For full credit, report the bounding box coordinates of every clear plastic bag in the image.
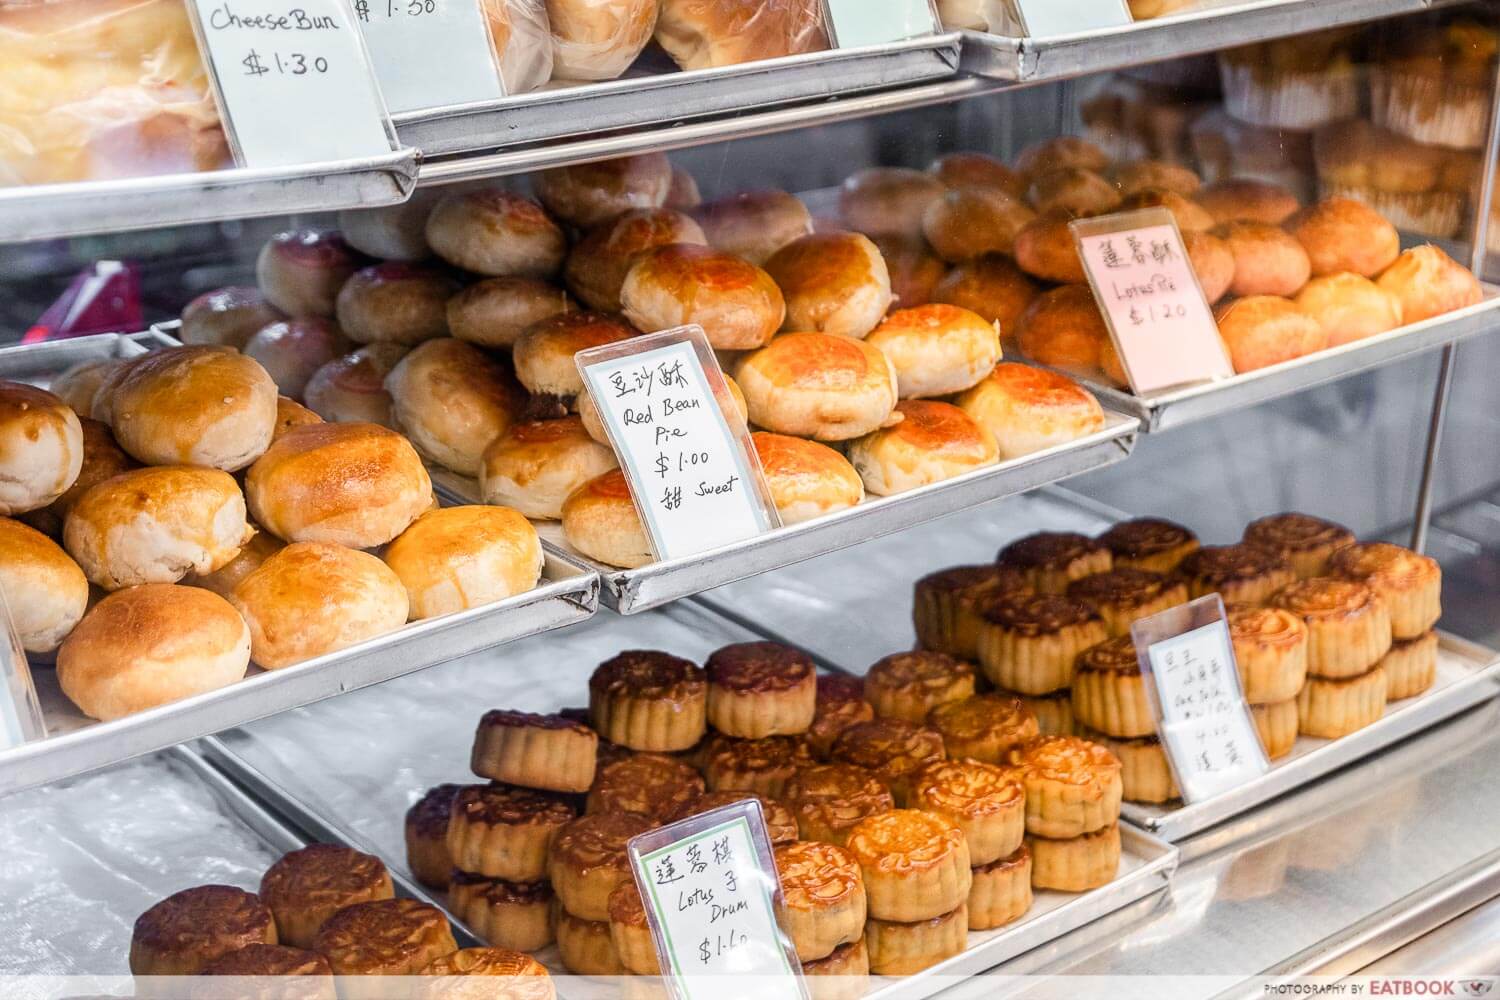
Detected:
[935,0,1016,33]
[485,0,554,93]
[654,0,828,72]
[0,0,230,186]
[545,0,658,81]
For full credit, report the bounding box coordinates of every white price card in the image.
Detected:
[1008,0,1131,36]
[1132,595,1270,803]
[1072,208,1234,394]
[575,326,779,563]
[629,801,807,1000]
[353,0,504,113]
[188,0,397,168]
[0,584,47,750]
[822,0,940,48]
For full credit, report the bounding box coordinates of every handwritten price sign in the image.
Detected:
[352,0,504,112]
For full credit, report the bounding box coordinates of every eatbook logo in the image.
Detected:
[1461,981,1493,997]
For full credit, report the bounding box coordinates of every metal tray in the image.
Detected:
[957,0,1423,82]
[0,149,418,244]
[402,35,962,159]
[0,333,600,797]
[435,412,1137,614]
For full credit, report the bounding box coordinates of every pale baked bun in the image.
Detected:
[847,400,998,496]
[335,263,461,346]
[180,286,282,350]
[1016,285,1109,373]
[839,168,946,239]
[566,209,706,312]
[480,416,620,519]
[447,277,573,350]
[535,154,673,227]
[231,542,407,668]
[931,254,1040,347]
[0,517,88,654]
[765,232,893,339]
[1119,189,1215,232]
[872,234,947,310]
[1376,245,1483,324]
[58,583,250,720]
[338,194,436,262]
[89,357,140,425]
[1197,178,1300,225]
[579,372,747,445]
[736,332,899,441]
[246,422,432,549]
[1013,212,1086,284]
[64,465,253,590]
[750,431,863,525]
[244,318,351,401]
[0,381,83,515]
[547,0,658,81]
[923,187,1036,263]
[256,229,361,318]
[865,304,1002,398]
[1215,296,1328,373]
[1218,221,1312,298]
[274,397,321,440]
[50,359,121,419]
[621,243,786,351]
[186,530,284,601]
[1295,273,1404,347]
[109,347,278,472]
[654,0,827,70]
[304,344,409,428]
[667,166,702,210]
[512,312,636,410]
[384,506,543,619]
[1286,197,1400,278]
[21,417,138,536]
[1185,230,1236,304]
[1028,167,1122,217]
[560,469,652,568]
[1015,136,1110,180]
[929,153,1027,199]
[954,363,1105,460]
[693,191,814,266]
[1114,160,1201,198]
[386,339,527,476]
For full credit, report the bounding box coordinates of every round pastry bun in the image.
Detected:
[1013,212,1086,284]
[692,190,814,266]
[561,469,652,568]
[654,0,827,70]
[954,362,1105,460]
[447,277,573,350]
[386,339,527,476]
[1185,229,1236,304]
[865,304,1002,399]
[334,263,460,347]
[1215,296,1327,373]
[931,254,1040,346]
[1028,167,1123,217]
[110,347,278,472]
[180,286,282,351]
[547,0,658,82]
[244,318,351,401]
[57,583,250,720]
[566,209,706,313]
[512,312,637,406]
[89,357,140,425]
[764,232,893,340]
[750,431,864,525]
[839,167,946,239]
[929,152,1027,199]
[1015,136,1111,180]
[64,465,253,590]
[1016,285,1109,373]
[50,359,121,419]
[1286,197,1400,278]
[0,381,83,516]
[1376,245,1482,324]
[621,243,785,351]
[735,332,899,441]
[1119,189,1215,232]
[338,194,436,261]
[425,189,567,278]
[256,229,360,318]
[1114,160,1201,198]
[0,517,88,654]
[667,166,702,210]
[481,415,620,520]
[872,233,948,310]
[922,187,1037,264]
[535,154,672,227]
[304,344,409,428]
[1295,273,1404,347]
[384,505,544,619]
[847,399,999,496]
[273,396,321,440]
[22,417,138,536]
[579,372,746,446]
[1218,221,1312,298]
[186,530,284,602]
[246,422,432,549]
[231,542,407,668]
[1196,178,1300,225]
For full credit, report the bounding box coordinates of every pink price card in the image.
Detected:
[1071,208,1234,395]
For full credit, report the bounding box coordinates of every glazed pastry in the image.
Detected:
[702,734,811,799]
[1066,568,1188,638]
[1079,730,1179,804]
[1028,824,1121,891]
[913,564,1033,660]
[864,905,968,975]
[553,906,626,976]
[313,899,457,979]
[1227,605,1310,704]
[448,873,555,953]
[260,845,394,949]
[830,719,946,806]
[806,675,876,760]
[1070,636,1153,739]
[801,939,870,1000]
[667,791,800,846]
[864,651,976,724]
[447,784,575,883]
[1381,631,1439,700]
[587,753,705,818]
[785,763,895,846]
[547,812,656,922]
[1015,736,1123,839]
[405,784,462,890]
[589,650,707,752]
[1243,513,1356,578]
[1097,518,1200,575]
[998,532,1112,594]
[1330,542,1442,640]
[418,948,553,998]
[1177,544,1296,606]
[775,841,868,962]
[976,594,1108,695]
[197,944,332,989]
[910,759,1025,866]
[705,640,818,738]
[1251,698,1299,759]
[130,886,278,976]
[847,810,971,922]
[968,845,1033,930]
[1297,667,1387,738]
[926,693,1039,765]
[1271,578,1392,679]
[470,709,599,794]
[606,880,659,975]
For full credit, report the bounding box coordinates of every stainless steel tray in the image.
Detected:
[435,412,1137,614]
[0,149,418,244]
[0,332,600,797]
[402,35,962,159]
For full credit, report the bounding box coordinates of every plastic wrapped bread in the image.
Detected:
[935,0,1015,32]
[487,0,554,93]
[654,0,827,72]
[546,0,658,81]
